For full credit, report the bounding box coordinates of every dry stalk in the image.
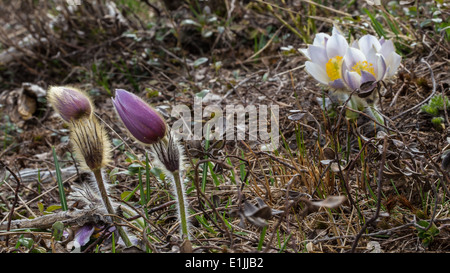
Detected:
[0,161,21,247]
[351,134,388,252]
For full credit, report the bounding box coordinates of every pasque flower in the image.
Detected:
[352,35,401,80]
[301,28,401,93]
[48,85,133,247]
[112,89,167,145]
[341,46,386,93]
[112,89,190,240]
[70,118,132,247]
[343,34,401,93]
[301,28,401,127]
[47,86,93,122]
[300,27,349,90]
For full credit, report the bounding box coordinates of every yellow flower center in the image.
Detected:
[351,61,375,77]
[325,56,343,81]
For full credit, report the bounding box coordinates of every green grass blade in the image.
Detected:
[257,226,268,251]
[208,161,221,186]
[363,8,386,38]
[138,167,149,219]
[202,124,211,192]
[145,152,151,202]
[279,232,292,253]
[52,146,67,211]
[111,232,116,253]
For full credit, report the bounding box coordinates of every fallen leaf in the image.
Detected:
[308,196,347,209]
[241,197,281,228]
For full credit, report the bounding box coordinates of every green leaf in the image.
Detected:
[18,237,34,249]
[37,202,45,214]
[416,220,440,247]
[52,221,64,241]
[196,89,210,98]
[46,205,62,213]
[193,57,208,68]
[181,19,201,27]
[145,88,160,98]
[121,190,134,201]
[201,28,213,38]
[431,116,444,126]
[128,162,144,175]
[112,138,123,148]
[125,151,139,162]
[108,167,119,184]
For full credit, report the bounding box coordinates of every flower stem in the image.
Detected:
[365,105,385,127]
[93,168,132,247]
[172,170,189,239]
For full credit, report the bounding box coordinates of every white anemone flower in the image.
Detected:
[341,46,388,125]
[300,27,349,90]
[341,46,387,93]
[352,35,401,80]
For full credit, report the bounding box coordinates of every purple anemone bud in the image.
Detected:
[112,89,167,145]
[48,86,93,122]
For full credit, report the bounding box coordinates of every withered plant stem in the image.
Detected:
[0,162,21,247]
[351,135,388,253]
[92,168,132,247]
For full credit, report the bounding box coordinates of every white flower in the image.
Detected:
[352,35,401,80]
[301,29,401,93]
[300,27,349,90]
[341,46,386,92]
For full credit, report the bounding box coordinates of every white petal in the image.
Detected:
[375,53,387,81]
[380,39,395,58]
[360,70,376,85]
[331,26,343,36]
[305,61,329,85]
[365,48,386,81]
[326,31,348,58]
[313,33,330,47]
[308,45,329,68]
[299,48,310,60]
[364,46,378,66]
[343,47,366,69]
[330,79,346,90]
[380,39,401,78]
[344,70,361,91]
[358,35,381,56]
[386,52,401,78]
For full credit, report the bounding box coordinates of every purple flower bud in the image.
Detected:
[112,89,167,145]
[48,86,93,122]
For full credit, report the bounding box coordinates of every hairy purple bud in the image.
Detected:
[48,86,93,122]
[112,89,167,145]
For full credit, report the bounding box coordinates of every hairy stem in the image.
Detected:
[93,168,132,247]
[172,170,189,239]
